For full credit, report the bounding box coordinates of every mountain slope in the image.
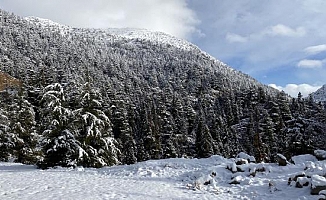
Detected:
[0,9,325,168]
[23,16,277,95]
[312,84,326,103]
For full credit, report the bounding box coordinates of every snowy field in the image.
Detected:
[0,155,325,200]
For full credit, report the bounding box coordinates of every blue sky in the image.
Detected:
[187,0,326,97]
[1,0,325,97]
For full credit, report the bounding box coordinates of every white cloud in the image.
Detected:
[297,59,323,68]
[264,24,306,37]
[302,0,326,13]
[304,44,326,54]
[269,83,321,97]
[225,24,305,45]
[225,33,247,43]
[0,0,199,39]
[188,0,326,86]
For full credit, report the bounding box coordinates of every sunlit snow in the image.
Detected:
[0,155,325,199]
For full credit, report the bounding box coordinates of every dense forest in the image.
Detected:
[0,9,325,168]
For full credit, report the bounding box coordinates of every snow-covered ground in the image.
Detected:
[0,155,325,200]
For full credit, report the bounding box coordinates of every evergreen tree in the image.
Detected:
[135,100,156,161]
[262,115,276,162]
[244,114,255,156]
[38,83,82,168]
[12,91,39,164]
[110,98,137,164]
[1,10,326,167]
[0,108,15,160]
[171,94,189,157]
[196,117,214,158]
[73,82,119,167]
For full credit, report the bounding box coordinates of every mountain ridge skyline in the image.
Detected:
[1,0,325,97]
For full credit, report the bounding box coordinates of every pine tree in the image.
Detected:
[244,113,255,156]
[38,83,82,168]
[110,97,137,165]
[73,82,120,167]
[171,94,189,157]
[12,90,39,164]
[0,108,15,160]
[161,114,177,158]
[135,100,156,161]
[262,115,276,162]
[253,107,263,162]
[196,116,214,158]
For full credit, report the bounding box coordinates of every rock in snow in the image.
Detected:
[277,153,288,166]
[315,150,326,161]
[236,152,256,163]
[295,177,310,188]
[311,175,326,195]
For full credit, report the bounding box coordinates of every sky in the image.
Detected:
[0,0,325,97]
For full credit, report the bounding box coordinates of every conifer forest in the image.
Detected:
[0,9,325,168]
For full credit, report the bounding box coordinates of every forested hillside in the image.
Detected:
[0,9,325,168]
[312,84,326,104]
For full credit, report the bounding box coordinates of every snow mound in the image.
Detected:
[291,154,318,165]
[311,175,326,188]
[236,152,256,163]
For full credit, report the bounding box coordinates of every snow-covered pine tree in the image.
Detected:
[110,97,137,165]
[170,94,189,157]
[38,83,82,168]
[134,100,156,161]
[73,82,120,168]
[195,115,214,158]
[0,107,15,160]
[158,99,177,158]
[261,114,276,162]
[1,9,326,166]
[11,90,40,164]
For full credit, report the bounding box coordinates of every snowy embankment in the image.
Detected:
[0,153,325,200]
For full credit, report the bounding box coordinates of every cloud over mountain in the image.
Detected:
[0,0,199,39]
[269,83,321,97]
[188,0,326,87]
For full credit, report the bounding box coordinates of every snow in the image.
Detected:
[291,154,318,165]
[227,162,237,173]
[236,152,256,163]
[0,156,325,199]
[277,153,287,160]
[311,175,326,188]
[24,16,72,35]
[320,189,326,195]
[25,17,200,53]
[297,177,310,185]
[105,28,200,52]
[304,160,326,177]
[24,16,223,67]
